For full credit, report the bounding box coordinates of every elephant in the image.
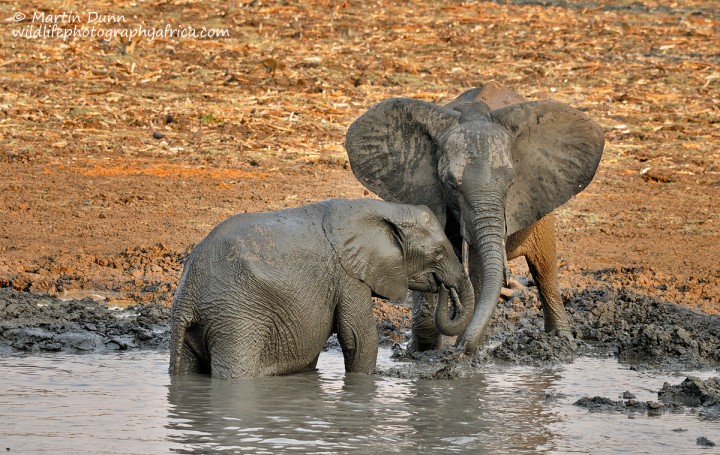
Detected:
[169,198,475,379]
[345,81,605,354]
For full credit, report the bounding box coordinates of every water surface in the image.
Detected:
[1,350,717,454]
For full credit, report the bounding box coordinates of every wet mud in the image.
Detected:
[2,280,717,371]
[384,284,720,374]
[572,376,719,433]
[0,288,170,354]
[487,286,720,370]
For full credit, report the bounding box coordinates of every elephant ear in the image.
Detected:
[492,100,605,235]
[345,98,460,227]
[323,200,410,301]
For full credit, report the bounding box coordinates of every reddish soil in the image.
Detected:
[0,0,718,321]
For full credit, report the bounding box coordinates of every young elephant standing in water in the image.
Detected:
[169,199,474,379]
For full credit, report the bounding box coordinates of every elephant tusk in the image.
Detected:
[462,238,469,276]
[502,237,510,287]
[449,286,463,313]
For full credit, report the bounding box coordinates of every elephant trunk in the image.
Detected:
[434,273,475,336]
[458,194,507,354]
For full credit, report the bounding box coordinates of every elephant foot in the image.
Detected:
[547,327,574,342]
[442,343,470,361]
[407,336,441,354]
[456,332,487,356]
[499,275,529,300]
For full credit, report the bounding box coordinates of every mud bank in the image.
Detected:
[0,288,170,354]
[386,286,720,374]
[483,286,720,369]
[2,283,718,370]
[0,244,189,306]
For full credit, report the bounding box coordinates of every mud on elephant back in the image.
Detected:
[345,81,605,355]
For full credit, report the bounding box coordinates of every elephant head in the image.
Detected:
[345,84,604,351]
[323,199,475,336]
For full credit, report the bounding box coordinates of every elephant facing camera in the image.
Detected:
[345,81,605,355]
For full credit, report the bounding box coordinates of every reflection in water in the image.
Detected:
[165,352,570,453]
[166,359,503,453]
[0,350,717,454]
[485,368,564,451]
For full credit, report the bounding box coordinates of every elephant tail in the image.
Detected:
[168,290,197,375]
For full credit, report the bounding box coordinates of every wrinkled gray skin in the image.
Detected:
[169,198,474,379]
[345,82,605,354]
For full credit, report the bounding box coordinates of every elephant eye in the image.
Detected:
[446,176,459,191]
[438,160,461,192]
[433,247,444,261]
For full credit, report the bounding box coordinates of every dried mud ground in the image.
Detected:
[0,0,718,389]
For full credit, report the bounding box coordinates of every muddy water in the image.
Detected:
[1,350,717,454]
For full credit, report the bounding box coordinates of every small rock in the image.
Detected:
[544,392,567,402]
[658,376,720,407]
[640,168,672,183]
[354,74,367,87]
[697,437,715,447]
[647,401,663,410]
[622,391,636,399]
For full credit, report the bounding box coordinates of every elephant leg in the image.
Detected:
[172,323,211,375]
[336,284,378,373]
[407,211,461,353]
[408,290,442,353]
[510,214,571,335]
[208,336,258,379]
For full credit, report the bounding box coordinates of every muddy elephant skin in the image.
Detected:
[169,198,474,379]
